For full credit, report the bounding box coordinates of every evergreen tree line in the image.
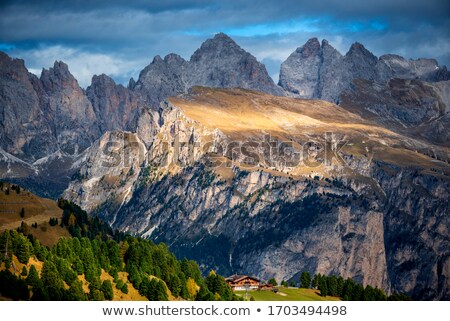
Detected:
[57,199,125,242]
[0,228,240,301]
[297,271,410,301]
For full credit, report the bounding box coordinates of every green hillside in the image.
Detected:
[0,187,240,301]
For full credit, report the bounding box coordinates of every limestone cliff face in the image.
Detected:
[278,38,323,98]
[0,52,54,160]
[133,33,283,108]
[132,54,188,108]
[40,61,100,155]
[0,55,99,160]
[86,74,145,133]
[63,89,450,300]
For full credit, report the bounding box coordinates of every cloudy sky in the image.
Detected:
[1,0,449,87]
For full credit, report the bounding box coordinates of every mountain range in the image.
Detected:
[0,33,449,300]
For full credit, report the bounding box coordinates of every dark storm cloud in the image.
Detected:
[0,0,448,87]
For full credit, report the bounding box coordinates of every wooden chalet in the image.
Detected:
[225,275,261,291]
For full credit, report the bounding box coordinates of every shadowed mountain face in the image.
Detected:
[0,53,156,197]
[1,34,450,300]
[0,54,144,163]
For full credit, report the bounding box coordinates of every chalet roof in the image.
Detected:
[225,274,261,283]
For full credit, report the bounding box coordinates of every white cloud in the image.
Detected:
[14,45,147,88]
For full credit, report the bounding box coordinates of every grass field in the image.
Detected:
[0,182,70,246]
[235,288,341,301]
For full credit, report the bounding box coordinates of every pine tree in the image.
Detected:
[26,264,42,288]
[26,264,40,287]
[20,208,25,218]
[300,271,311,288]
[145,279,168,301]
[327,276,338,296]
[319,278,328,297]
[311,273,320,289]
[68,280,87,301]
[101,280,114,300]
[89,288,105,301]
[19,221,30,236]
[167,274,182,297]
[196,284,214,301]
[16,235,30,264]
[41,260,65,300]
[268,277,278,286]
[337,276,345,297]
[21,266,28,276]
[121,282,128,294]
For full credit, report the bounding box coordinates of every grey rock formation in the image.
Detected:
[188,33,283,96]
[39,61,100,155]
[279,38,450,103]
[63,89,450,300]
[377,54,450,82]
[0,54,98,161]
[278,38,322,98]
[340,79,450,146]
[0,52,156,196]
[133,33,283,107]
[0,51,156,161]
[86,74,145,133]
[133,54,188,108]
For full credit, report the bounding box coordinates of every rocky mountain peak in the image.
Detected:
[213,32,233,40]
[208,32,237,47]
[279,38,449,103]
[164,53,186,64]
[190,32,243,62]
[151,55,164,64]
[134,32,283,107]
[320,39,341,57]
[345,42,378,65]
[86,73,144,133]
[90,73,116,87]
[128,77,136,90]
[278,37,325,98]
[321,39,329,47]
[0,51,25,70]
[297,37,320,58]
[0,51,30,81]
[40,60,79,92]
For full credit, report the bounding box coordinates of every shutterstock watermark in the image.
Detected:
[100,131,351,170]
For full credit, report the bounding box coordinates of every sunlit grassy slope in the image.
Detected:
[235,288,340,301]
[0,183,70,246]
[169,87,450,174]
